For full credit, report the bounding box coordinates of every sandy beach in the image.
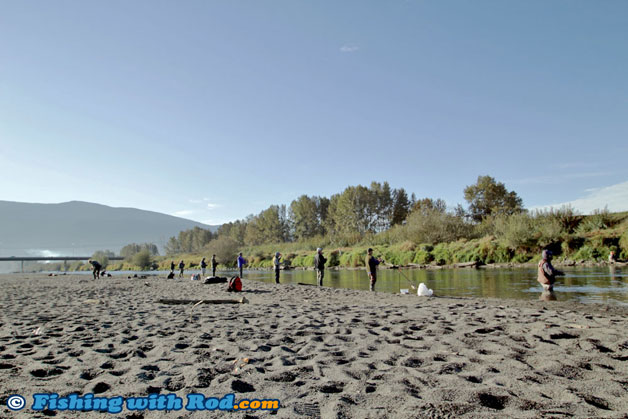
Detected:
[1,273,627,418]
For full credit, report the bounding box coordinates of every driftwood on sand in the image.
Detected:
[157,297,248,305]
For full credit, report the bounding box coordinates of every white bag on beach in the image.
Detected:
[417,283,433,297]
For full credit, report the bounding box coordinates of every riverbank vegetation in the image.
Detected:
[31,176,628,272]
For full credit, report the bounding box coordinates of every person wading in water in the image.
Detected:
[537,249,564,291]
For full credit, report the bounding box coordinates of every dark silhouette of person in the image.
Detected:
[365,248,382,291]
[211,254,218,276]
[314,248,327,286]
[88,259,102,279]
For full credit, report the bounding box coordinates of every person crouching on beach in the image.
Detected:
[537,249,564,291]
[273,252,282,284]
[88,259,102,279]
[365,248,382,291]
[178,260,185,278]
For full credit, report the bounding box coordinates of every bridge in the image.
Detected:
[0,256,125,273]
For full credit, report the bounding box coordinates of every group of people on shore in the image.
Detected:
[91,246,579,297]
[169,255,219,278]
[168,252,249,279]
[162,248,384,290]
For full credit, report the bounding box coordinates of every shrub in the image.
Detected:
[132,250,153,270]
[573,245,601,261]
[301,255,315,267]
[544,205,582,233]
[576,208,612,233]
[382,248,414,265]
[413,249,433,264]
[512,253,532,263]
[418,243,433,252]
[399,241,416,252]
[533,215,564,248]
[204,236,240,266]
[620,231,628,259]
[338,251,351,267]
[494,213,536,251]
[404,209,474,245]
[432,243,452,265]
[327,250,340,267]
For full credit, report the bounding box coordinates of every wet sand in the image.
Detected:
[0,273,627,418]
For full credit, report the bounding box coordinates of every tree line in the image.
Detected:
[83,174,627,269]
[161,176,526,256]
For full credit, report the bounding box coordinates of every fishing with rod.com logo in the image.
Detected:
[5,392,280,413]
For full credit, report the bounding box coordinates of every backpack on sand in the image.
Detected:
[227,276,242,292]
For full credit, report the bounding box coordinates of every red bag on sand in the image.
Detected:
[227,276,242,292]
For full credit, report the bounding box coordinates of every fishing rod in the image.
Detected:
[389,266,417,290]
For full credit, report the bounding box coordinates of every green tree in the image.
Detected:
[493,213,536,251]
[165,227,215,254]
[390,188,411,226]
[244,205,289,245]
[217,220,247,244]
[204,236,240,265]
[412,198,447,214]
[289,195,326,240]
[326,185,374,236]
[403,208,472,244]
[132,249,153,270]
[370,181,393,232]
[120,243,159,259]
[164,236,182,255]
[464,175,524,222]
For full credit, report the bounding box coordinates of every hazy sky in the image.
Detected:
[1,1,627,225]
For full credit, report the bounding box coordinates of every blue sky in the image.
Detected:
[1,0,627,225]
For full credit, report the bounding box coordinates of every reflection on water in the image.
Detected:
[239,266,628,306]
[539,290,557,302]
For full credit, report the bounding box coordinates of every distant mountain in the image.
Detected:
[0,200,218,257]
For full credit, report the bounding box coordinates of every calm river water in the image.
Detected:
[236,265,628,306]
[55,265,628,306]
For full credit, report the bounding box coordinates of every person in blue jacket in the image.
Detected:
[237,252,247,278]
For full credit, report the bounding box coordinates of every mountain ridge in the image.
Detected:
[0,200,218,256]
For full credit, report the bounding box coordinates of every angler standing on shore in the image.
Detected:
[211,254,218,276]
[273,252,282,284]
[365,248,382,291]
[237,252,247,278]
[200,257,207,277]
[314,248,327,286]
[178,260,185,278]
